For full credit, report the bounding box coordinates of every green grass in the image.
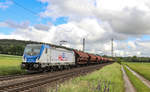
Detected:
[123,65,150,92]
[0,54,26,75]
[122,62,150,81]
[53,63,124,92]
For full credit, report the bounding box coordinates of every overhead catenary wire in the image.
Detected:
[12,0,38,16]
[0,1,39,22]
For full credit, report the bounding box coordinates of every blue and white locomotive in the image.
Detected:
[21,44,75,71]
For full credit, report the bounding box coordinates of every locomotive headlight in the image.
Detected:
[21,64,26,68]
[33,64,39,68]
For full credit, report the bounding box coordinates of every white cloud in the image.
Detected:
[39,0,150,57]
[0,0,13,9]
[0,20,30,29]
[39,0,150,36]
[128,41,136,49]
[39,0,95,19]
[34,24,50,31]
[96,0,150,12]
[1,24,149,57]
[0,33,25,40]
[0,18,117,55]
[2,0,150,56]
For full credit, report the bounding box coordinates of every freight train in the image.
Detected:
[21,44,113,71]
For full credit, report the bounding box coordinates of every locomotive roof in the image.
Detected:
[26,44,42,46]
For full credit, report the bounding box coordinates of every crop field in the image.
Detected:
[123,62,150,81]
[0,54,26,75]
[52,63,124,92]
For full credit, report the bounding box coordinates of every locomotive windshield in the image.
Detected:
[24,44,41,56]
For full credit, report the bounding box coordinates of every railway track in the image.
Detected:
[0,74,31,81]
[0,63,112,92]
[0,72,47,81]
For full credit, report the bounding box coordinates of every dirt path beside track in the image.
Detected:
[126,65,150,88]
[121,66,136,92]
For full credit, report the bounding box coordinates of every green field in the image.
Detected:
[53,63,124,92]
[0,54,26,75]
[123,65,150,92]
[123,62,150,81]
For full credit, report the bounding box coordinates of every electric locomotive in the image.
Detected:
[21,44,75,71]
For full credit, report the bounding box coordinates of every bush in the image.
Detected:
[116,58,122,64]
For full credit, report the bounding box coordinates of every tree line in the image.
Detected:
[0,39,39,56]
[116,56,150,63]
[0,45,24,56]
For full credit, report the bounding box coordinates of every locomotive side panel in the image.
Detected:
[50,48,75,65]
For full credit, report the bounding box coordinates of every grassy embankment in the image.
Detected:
[52,63,124,92]
[123,65,150,92]
[122,62,150,81]
[0,54,26,75]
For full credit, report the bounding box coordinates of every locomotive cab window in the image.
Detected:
[24,44,41,56]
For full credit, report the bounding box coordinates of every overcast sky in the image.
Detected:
[0,0,150,57]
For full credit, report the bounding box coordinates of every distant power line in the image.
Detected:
[83,38,85,52]
[12,0,38,16]
[111,38,114,57]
